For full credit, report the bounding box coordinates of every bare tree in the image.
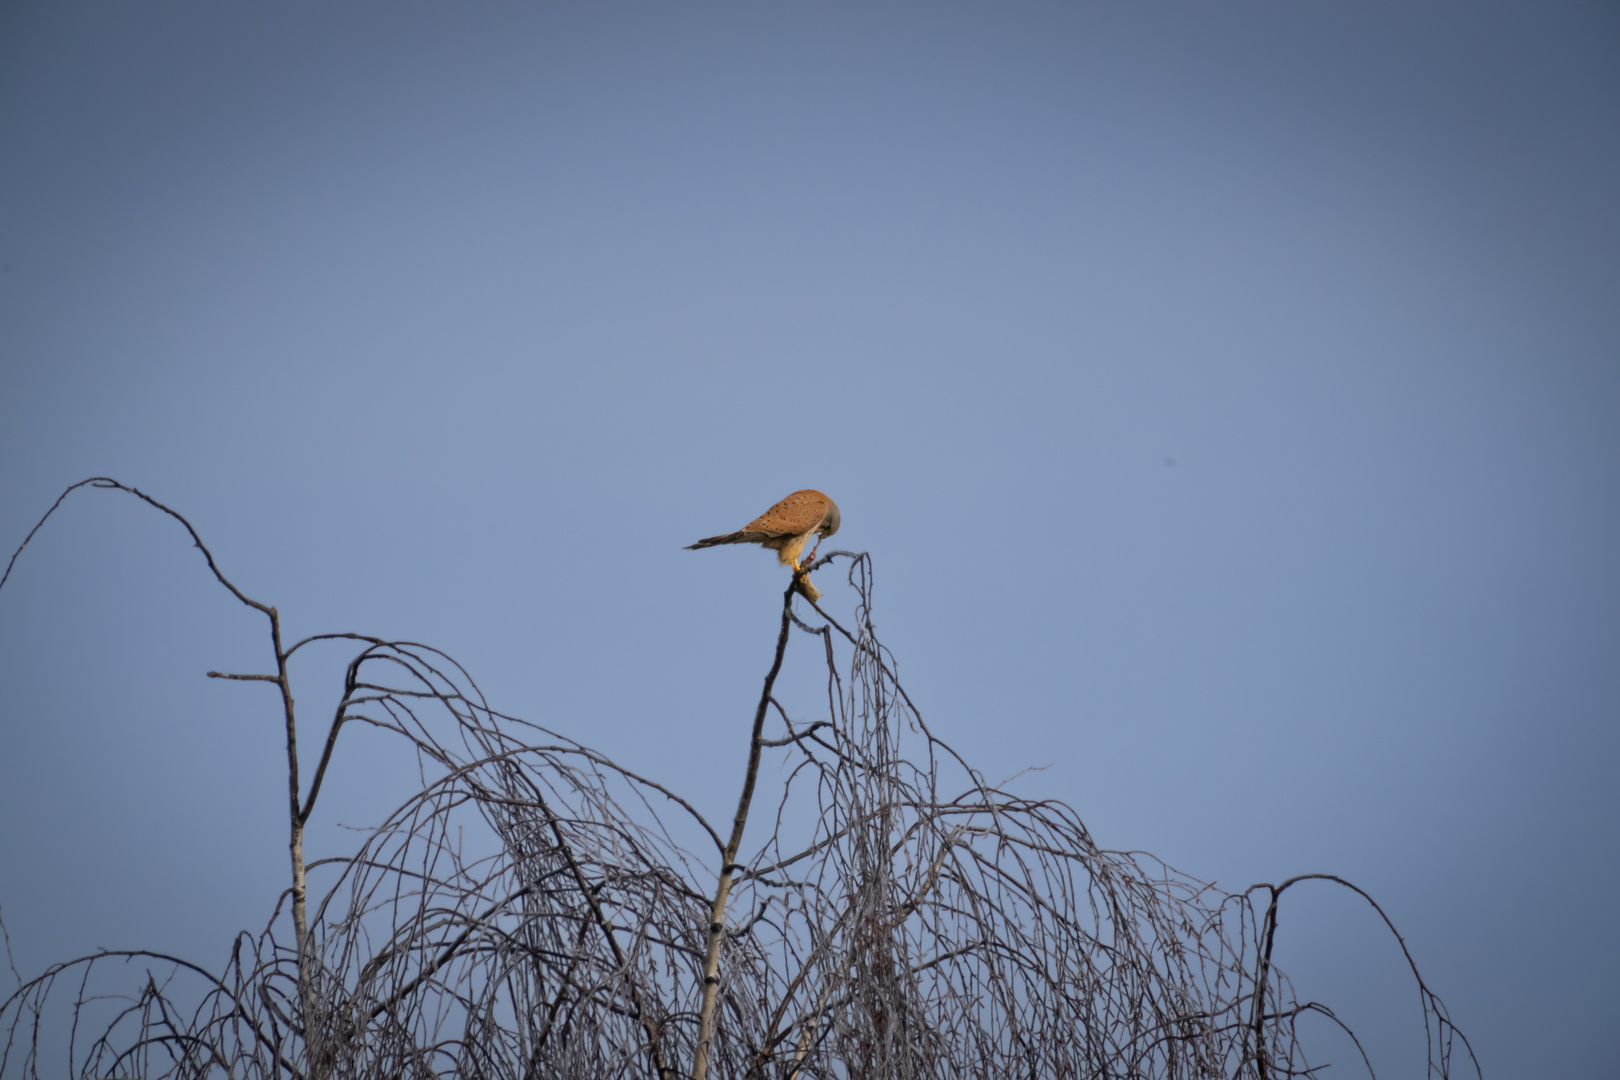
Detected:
[1,479,1478,1079]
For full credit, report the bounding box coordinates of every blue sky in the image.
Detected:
[1,2,1616,1074]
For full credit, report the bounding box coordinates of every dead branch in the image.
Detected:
[0,481,1478,1080]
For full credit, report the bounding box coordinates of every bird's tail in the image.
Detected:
[684,530,767,550]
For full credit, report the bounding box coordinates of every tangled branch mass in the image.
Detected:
[0,481,1475,1080]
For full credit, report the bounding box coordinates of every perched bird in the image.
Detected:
[685,489,841,572]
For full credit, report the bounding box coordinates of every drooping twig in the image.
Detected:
[0,483,1478,1080]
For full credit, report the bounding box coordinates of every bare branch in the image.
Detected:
[2,491,1476,1080]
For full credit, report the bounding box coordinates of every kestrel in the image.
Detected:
[685,489,841,572]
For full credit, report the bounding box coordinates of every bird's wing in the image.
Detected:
[745,490,830,537]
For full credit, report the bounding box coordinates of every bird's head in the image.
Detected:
[819,497,841,538]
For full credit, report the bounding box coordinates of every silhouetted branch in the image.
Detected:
[0,482,1477,1080]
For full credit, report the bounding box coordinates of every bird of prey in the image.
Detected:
[685,489,841,572]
